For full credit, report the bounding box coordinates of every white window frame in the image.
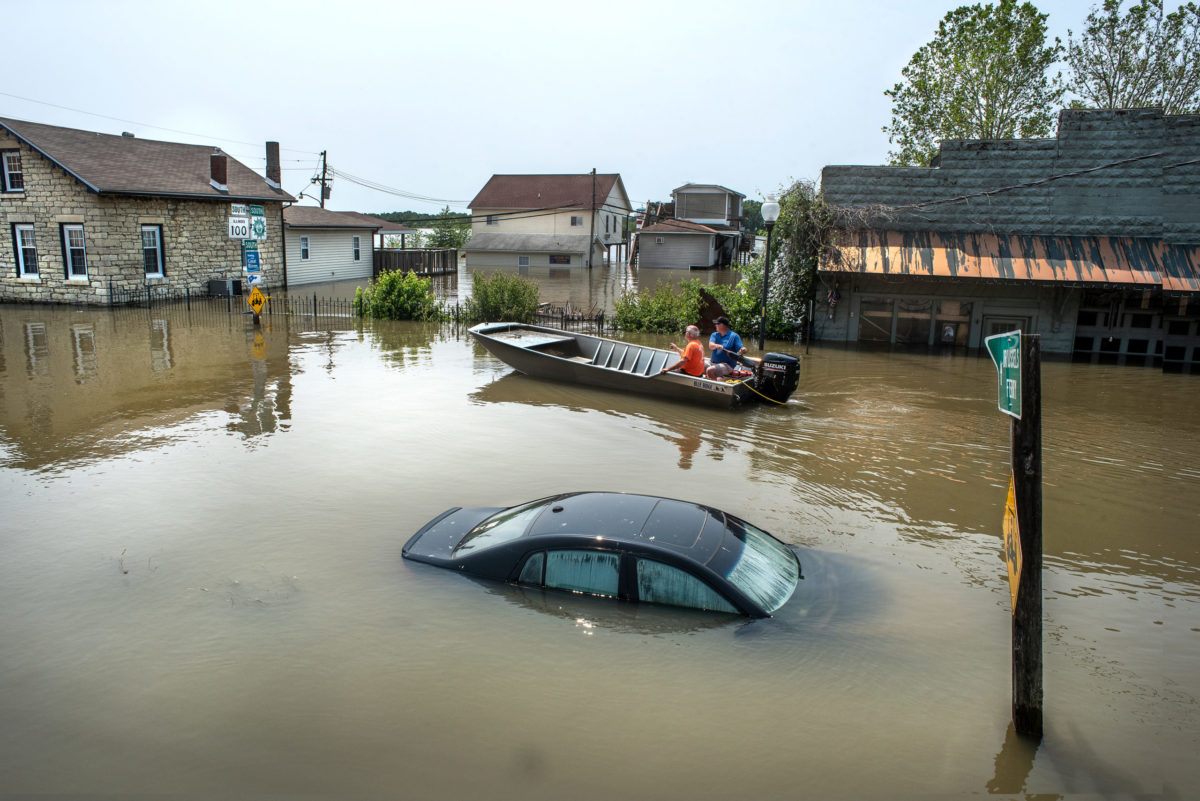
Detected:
[141,225,164,278]
[655,236,665,244]
[14,224,38,277]
[517,255,530,267]
[486,215,498,226]
[353,235,361,261]
[570,215,583,227]
[300,235,310,260]
[2,150,23,192]
[62,224,88,280]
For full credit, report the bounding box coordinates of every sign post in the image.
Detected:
[986,331,1043,740]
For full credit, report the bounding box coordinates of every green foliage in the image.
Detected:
[463,271,541,323]
[741,199,764,235]
[884,0,1065,166]
[613,279,705,333]
[355,270,446,321]
[1066,0,1200,114]
[613,276,793,341]
[371,209,470,227]
[426,205,472,249]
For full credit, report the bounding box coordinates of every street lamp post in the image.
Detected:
[757,196,780,351]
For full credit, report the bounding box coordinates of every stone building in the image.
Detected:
[0,117,293,305]
[817,109,1200,366]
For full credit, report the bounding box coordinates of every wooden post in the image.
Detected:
[1011,334,1042,739]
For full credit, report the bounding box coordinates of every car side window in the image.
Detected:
[544,550,620,597]
[518,552,544,584]
[636,558,738,614]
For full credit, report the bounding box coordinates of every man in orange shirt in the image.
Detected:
[659,325,706,377]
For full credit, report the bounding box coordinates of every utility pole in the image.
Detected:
[587,168,596,270]
[316,151,329,209]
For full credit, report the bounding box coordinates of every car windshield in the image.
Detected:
[721,518,799,613]
[454,497,558,555]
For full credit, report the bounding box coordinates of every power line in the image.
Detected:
[0,90,320,156]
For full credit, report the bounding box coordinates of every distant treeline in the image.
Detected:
[371,209,471,226]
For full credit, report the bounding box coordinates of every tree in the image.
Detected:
[741,199,764,235]
[884,0,1065,166]
[1066,0,1200,113]
[425,205,471,249]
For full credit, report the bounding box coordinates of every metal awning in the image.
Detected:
[825,230,1200,292]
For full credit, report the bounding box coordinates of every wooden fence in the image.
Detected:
[374,248,457,276]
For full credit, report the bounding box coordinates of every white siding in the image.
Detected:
[638,233,715,269]
[285,227,373,285]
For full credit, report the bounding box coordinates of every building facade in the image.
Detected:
[282,207,379,286]
[0,117,292,305]
[818,109,1200,365]
[465,173,631,268]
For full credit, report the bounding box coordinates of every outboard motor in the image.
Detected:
[754,352,800,403]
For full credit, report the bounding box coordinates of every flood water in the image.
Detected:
[1,289,1197,798]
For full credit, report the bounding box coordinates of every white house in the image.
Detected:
[465,173,632,268]
[634,183,746,269]
[282,206,379,286]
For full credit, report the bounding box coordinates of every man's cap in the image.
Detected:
[714,316,731,326]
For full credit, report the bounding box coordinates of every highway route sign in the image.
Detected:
[985,331,1022,419]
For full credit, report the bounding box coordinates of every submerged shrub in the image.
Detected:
[463,271,540,323]
[355,270,446,321]
[613,279,704,333]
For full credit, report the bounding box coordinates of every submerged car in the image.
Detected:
[402,492,802,617]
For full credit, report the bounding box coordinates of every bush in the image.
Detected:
[463,271,540,323]
[355,270,446,321]
[613,274,794,341]
[613,279,704,333]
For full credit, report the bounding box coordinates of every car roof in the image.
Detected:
[522,492,724,562]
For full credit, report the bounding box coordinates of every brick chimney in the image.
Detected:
[265,141,281,189]
[210,150,228,192]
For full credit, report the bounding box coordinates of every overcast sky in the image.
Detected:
[6,0,1096,216]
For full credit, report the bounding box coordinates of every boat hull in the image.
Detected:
[469,322,772,408]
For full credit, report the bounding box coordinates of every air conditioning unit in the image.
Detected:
[208,279,243,296]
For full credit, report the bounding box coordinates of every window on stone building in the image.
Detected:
[141,225,164,277]
[353,235,361,261]
[300,235,310,260]
[62,224,88,280]
[2,151,23,192]
[14,224,38,277]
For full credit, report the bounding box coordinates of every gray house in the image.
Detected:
[282,206,380,286]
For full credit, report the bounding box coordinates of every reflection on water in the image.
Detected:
[1,302,1198,798]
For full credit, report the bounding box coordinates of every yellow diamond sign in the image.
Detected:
[1003,474,1022,614]
[247,285,266,315]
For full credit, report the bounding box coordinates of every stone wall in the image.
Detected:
[821,109,1200,245]
[0,130,285,305]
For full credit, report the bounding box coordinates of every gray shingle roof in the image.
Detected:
[464,232,593,253]
[0,117,294,202]
[284,206,380,229]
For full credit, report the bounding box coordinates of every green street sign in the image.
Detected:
[985,331,1022,419]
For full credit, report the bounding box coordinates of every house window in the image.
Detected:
[300,235,310,260]
[2,151,23,192]
[604,216,609,233]
[141,225,164,277]
[14,224,38,277]
[570,215,583,227]
[353,235,361,261]
[549,254,571,265]
[517,255,530,267]
[655,237,665,244]
[62,224,88,280]
[486,215,498,226]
